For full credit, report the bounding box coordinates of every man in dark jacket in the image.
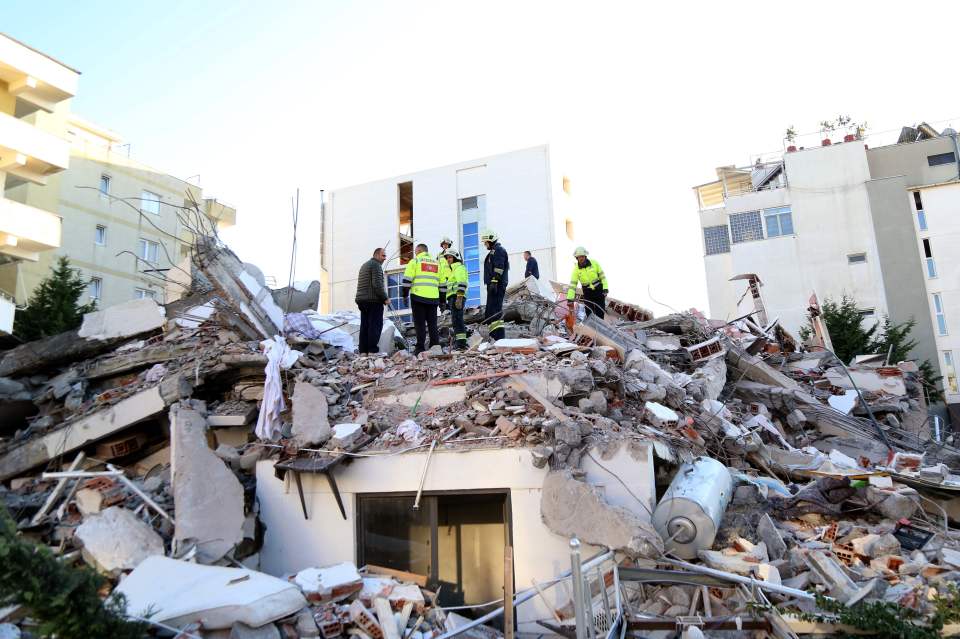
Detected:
[481,229,509,340]
[523,251,539,279]
[355,247,388,354]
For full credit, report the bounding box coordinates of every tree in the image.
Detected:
[802,295,942,400]
[13,256,96,341]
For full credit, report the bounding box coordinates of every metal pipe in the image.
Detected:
[434,549,613,639]
[412,439,436,510]
[664,559,817,601]
[570,538,588,639]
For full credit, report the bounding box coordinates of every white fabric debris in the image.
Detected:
[255,336,300,440]
[396,420,423,443]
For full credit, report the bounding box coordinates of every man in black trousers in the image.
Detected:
[355,247,388,354]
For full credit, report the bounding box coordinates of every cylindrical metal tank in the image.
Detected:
[652,457,732,559]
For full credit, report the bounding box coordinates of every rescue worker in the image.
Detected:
[442,248,469,350]
[481,229,509,340]
[436,236,454,311]
[401,243,441,354]
[567,246,608,319]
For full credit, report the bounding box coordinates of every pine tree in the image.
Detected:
[818,295,876,365]
[13,256,97,341]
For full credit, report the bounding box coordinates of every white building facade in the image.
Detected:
[695,128,960,411]
[323,145,577,318]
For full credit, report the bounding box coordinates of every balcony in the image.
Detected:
[0,33,79,114]
[0,111,70,184]
[0,196,61,261]
[204,197,237,229]
[694,161,786,211]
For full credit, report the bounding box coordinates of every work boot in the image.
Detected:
[455,339,468,351]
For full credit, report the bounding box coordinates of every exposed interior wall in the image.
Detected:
[256,442,654,632]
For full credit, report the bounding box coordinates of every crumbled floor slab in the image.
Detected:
[540,470,662,559]
[379,385,467,409]
[74,506,164,575]
[171,402,245,563]
[295,562,363,603]
[78,298,166,341]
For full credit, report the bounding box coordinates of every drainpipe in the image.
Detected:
[950,130,960,181]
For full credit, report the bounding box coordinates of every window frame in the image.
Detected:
[847,253,867,265]
[928,152,957,167]
[138,238,160,263]
[934,293,948,336]
[99,174,111,198]
[94,224,107,246]
[88,277,102,301]
[141,190,161,216]
[763,206,794,238]
[385,269,411,323]
[134,288,156,300]
[944,350,959,394]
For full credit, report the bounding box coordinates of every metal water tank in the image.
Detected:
[652,457,732,559]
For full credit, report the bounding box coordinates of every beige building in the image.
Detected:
[0,33,79,333]
[0,35,235,322]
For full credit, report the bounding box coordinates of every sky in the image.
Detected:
[3,1,959,313]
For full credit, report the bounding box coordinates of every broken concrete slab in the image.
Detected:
[644,401,678,428]
[726,344,800,391]
[0,385,167,480]
[171,402,245,563]
[540,469,663,559]
[75,487,104,516]
[229,622,280,639]
[115,556,307,631]
[330,423,363,449]
[379,385,467,410]
[295,562,363,603]
[292,382,332,447]
[757,514,787,561]
[74,506,164,575]
[78,298,166,341]
[358,578,426,611]
[825,367,907,397]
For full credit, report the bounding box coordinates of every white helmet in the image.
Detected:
[440,236,453,247]
[573,246,588,257]
[480,229,498,243]
[442,248,462,261]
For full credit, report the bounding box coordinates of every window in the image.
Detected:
[928,152,957,167]
[914,191,928,231]
[763,206,794,238]
[923,238,937,278]
[141,190,161,215]
[459,195,486,307]
[703,225,730,255]
[138,238,160,263]
[88,277,102,301]
[944,351,959,394]
[858,308,875,318]
[99,174,111,197]
[729,211,763,243]
[134,288,156,300]
[94,225,106,245]
[398,182,414,265]
[847,253,867,264]
[357,492,508,607]
[934,293,947,335]
[386,271,411,324]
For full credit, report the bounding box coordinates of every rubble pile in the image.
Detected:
[2,237,960,637]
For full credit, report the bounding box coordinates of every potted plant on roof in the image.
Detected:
[820,119,836,146]
[785,126,798,152]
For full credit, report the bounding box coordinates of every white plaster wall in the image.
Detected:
[916,183,960,403]
[699,143,891,334]
[256,443,654,633]
[327,146,560,312]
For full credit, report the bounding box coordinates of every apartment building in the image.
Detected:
[1,114,236,310]
[324,145,576,317]
[0,33,79,333]
[694,124,960,411]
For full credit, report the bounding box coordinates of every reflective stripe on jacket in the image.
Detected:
[446,262,469,299]
[567,259,608,301]
[483,242,509,288]
[402,252,440,301]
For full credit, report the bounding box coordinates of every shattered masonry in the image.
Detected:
[2,236,960,638]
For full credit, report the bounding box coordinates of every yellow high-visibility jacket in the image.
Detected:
[446,261,469,300]
[436,251,452,296]
[402,252,441,302]
[567,259,608,301]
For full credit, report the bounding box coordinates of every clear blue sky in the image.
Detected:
[3,1,959,312]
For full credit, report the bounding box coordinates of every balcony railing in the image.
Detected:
[0,111,70,183]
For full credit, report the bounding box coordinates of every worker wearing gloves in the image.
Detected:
[401,243,441,355]
[481,229,509,340]
[442,249,469,350]
[567,246,608,319]
[436,236,454,311]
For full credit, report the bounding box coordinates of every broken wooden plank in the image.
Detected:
[509,376,571,423]
[362,564,428,587]
[504,545,515,639]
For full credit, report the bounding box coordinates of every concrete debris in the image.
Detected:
[540,470,663,559]
[2,232,959,637]
[74,506,165,574]
[171,402,245,563]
